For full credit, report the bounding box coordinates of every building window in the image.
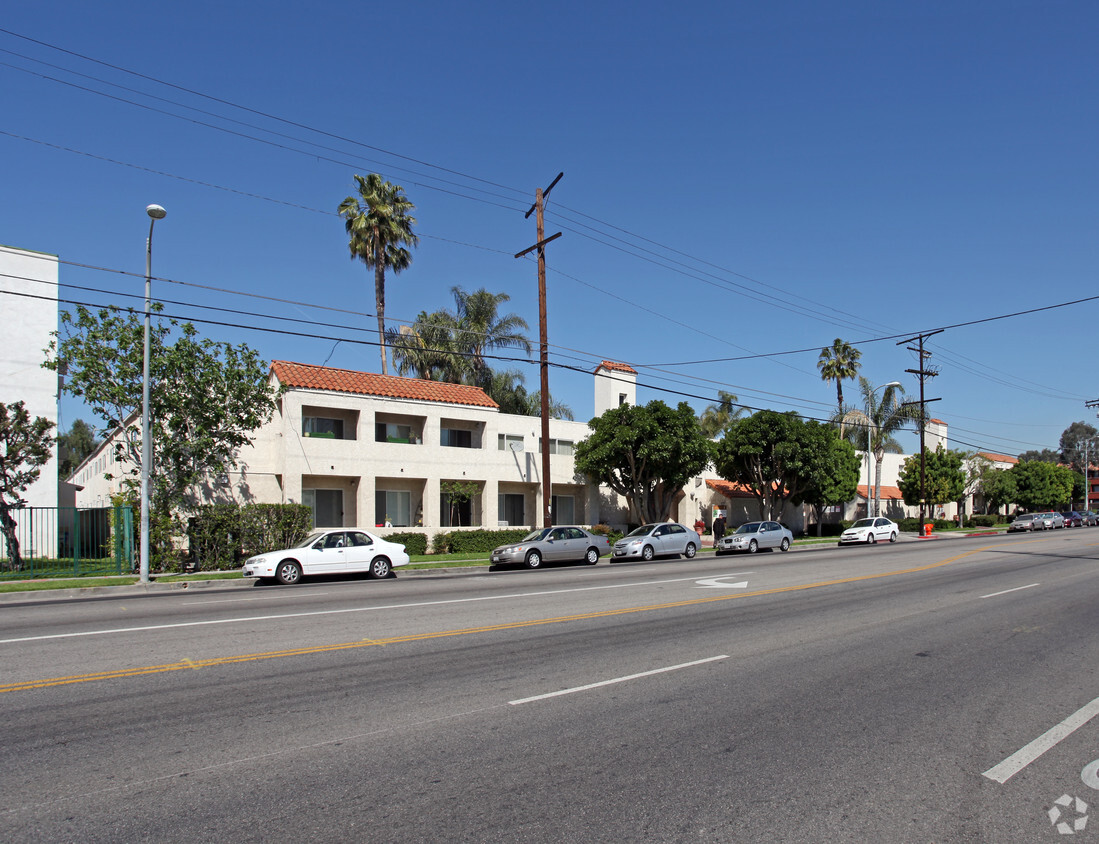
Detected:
[499,434,524,452]
[375,490,411,527]
[376,422,413,444]
[499,493,525,527]
[538,438,575,456]
[619,393,627,406]
[303,416,344,439]
[303,489,343,527]
[551,495,575,524]
[441,428,473,448]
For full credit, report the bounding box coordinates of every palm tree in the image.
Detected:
[818,338,862,413]
[839,376,920,516]
[482,369,573,420]
[446,286,531,387]
[338,174,418,376]
[386,313,464,382]
[699,391,746,438]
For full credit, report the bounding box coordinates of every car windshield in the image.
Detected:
[293,531,327,548]
[626,524,658,537]
[734,523,762,534]
[851,519,875,528]
[520,529,552,541]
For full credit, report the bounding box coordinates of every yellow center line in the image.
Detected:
[0,539,1045,694]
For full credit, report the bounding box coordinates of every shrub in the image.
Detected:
[432,528,530,554]
[187,503,312,571]
[805,523,846,537]
[967,514,998,528]
[388,532,428,555]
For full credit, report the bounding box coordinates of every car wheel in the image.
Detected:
[684,542,697,559]
[369,557,391,579]
[275,560,302,585]
[748,539,758,553]
[584,547,599,565]
[525,550,542,569]
[780,537,790,552]
[889,532,897,543]
[867,533,876,544]
[642,545,655,561]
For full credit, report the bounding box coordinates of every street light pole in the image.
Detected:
[140,204,166,583]
[867,381,902,518]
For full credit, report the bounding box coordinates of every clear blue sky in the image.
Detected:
[3,1,1097,456]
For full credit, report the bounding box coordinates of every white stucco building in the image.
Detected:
[1,244,59,507]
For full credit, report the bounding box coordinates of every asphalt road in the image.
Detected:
[4,530,1099,842]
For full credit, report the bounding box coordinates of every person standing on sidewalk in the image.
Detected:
[712,513,727,547]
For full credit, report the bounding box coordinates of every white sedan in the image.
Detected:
[242,528,410,584]
[838,517,899,545]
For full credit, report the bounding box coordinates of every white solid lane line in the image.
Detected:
[0,573,755,645]
[980,583,1039,599]
[983,695,1099,783]
[508,655,729,705]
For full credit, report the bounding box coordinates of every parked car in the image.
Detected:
[839,517,899,545]
[612,522,700,561]
[1008,514,1039,532]
[715,521,793,554]
[1083,511,1099,526]
[242,528,410,584]
[1033,512,1065,530]
[1061,511,1084,528]
[490,526,611,569]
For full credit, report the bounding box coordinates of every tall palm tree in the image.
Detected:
[818,338,862,413]
[446,286,531,387]
[338,173,418,375]
[699,390,746,438]
[839,376,920,516]
[386,313,463,382]
[483,369,573,419]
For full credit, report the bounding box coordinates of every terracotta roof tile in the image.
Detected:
[595,360,637,375]
[977,452,1019,465]
[706,478,756,498]
[857,484,904,500]
[271,361,498,409]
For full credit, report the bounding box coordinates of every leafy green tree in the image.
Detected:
[339,173,418,376]
[574,400,711,524]
[698,391,746,438]
[1017,448,1059,463]
[440,480,481,527]
[897,446,966,513]
[713,410,844,521]
[57,418,98,478]
[839,377,919,517]
[793,435,861,535]
[1010,459,1073,511]
[0,401,54,571]
[1059,421,1099,473]
[977,467,1017,516]
[818,338,862,413]
[44,305,280,567]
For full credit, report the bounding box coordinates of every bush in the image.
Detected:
[805,523,846,537]
[967,514,998,528]
[432,528,530,554]
[188,503,313,570]
[388,532,428,555]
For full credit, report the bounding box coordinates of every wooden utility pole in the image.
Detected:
[515,172,563,528]
[898,330,942,526]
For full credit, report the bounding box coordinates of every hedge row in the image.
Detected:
[187,503,313,570]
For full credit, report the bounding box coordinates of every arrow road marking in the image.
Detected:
[695,576,750,589]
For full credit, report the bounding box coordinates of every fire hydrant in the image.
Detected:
[923,523,933,537]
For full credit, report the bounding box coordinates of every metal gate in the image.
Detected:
[0,506,133,579]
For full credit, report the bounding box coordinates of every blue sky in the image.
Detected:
[3,1,1097,456]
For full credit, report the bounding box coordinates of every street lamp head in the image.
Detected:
[884,381,902,388]
[146,204,167,220]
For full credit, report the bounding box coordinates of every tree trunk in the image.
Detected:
[0,507,24,571]
[375,242,388,376]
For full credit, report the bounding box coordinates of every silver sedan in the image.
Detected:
[612,523,700,561]
[716,521,793,554]
[490,526,611,569]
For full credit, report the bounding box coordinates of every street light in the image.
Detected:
[867,381,902,518]
[140,204,166,584]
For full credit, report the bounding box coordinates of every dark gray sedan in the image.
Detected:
[490,526,611,569]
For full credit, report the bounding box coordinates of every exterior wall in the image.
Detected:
[0,245,59,513]
[593,366,636,417]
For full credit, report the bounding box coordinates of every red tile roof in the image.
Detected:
[595,360,637,375]
[271,361,499,409]
[706,478,756,498]
[977,452,1019,465]
[857,484,904,500]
